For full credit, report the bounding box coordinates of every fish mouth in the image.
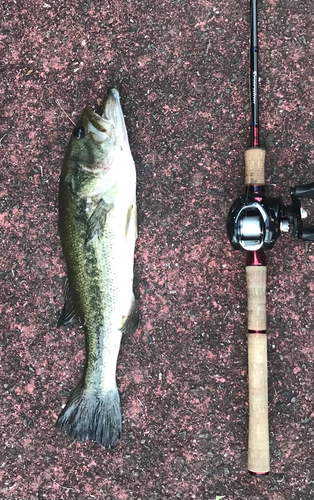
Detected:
[102,89,130,147]
[102,88,121,119]
[81,89,129,146]
[82,107,113,142]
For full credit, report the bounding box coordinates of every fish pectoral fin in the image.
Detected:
[86,199,113,243]
[120,297,139,335]
[57,277,79,327]
[125,204,137,239]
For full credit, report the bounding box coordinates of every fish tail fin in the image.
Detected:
[56,384,122,448]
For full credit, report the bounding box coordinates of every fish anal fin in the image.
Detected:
[120,298,139,335]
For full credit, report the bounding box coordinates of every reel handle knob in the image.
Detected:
[301,228,314,241]
[292,182,314,199]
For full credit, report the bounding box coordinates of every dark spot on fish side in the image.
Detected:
[120,146,123,151]
[73,126,85,139]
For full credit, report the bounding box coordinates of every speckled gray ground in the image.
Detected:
[1,0,314,499]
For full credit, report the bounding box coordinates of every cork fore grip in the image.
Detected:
[245,147,265,186]
[247,334,270,473]
[246,265,266,331]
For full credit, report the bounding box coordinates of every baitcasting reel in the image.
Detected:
[227,182,314,251]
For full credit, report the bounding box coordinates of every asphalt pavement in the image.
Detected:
[1,0,314,498]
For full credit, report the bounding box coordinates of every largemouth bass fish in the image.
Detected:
[56,89,138,447]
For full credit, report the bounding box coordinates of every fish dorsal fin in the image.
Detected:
[120,297,139,335]
[57,277,79,327]
[85,199,113,244]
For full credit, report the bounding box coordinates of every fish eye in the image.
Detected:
[73,126,85,139]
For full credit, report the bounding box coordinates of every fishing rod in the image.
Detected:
[227,0,314,475]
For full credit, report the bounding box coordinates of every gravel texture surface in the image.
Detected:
[1,0,314,498]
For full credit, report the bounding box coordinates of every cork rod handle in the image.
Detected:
[245,147,265,186]
[246,265,269,473]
